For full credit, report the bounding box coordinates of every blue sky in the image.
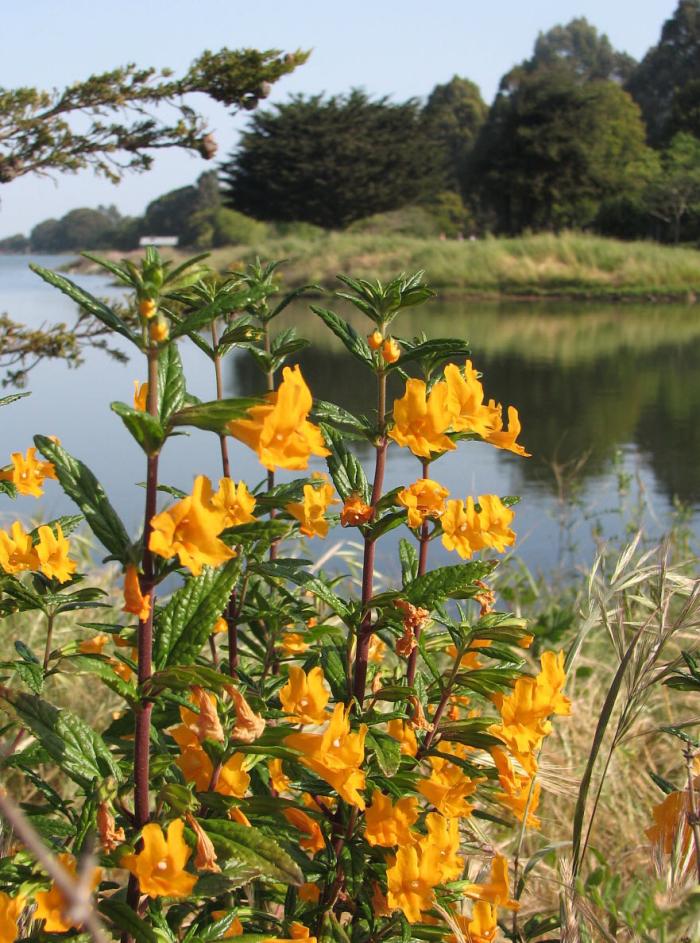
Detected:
[0,0,678,237]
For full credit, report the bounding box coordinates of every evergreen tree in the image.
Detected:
[220,90,446,229]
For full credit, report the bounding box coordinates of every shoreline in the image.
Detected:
[8,231,700,304]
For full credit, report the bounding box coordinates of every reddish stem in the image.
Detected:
[352,373,387,706]
[211,321,231,479]
[407,459,431,687]
[127,347,160,915]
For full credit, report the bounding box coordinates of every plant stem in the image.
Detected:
[352,372,387,706]
[263,321,278,561]
[43,613,55,671]
[210,321,231,478]
[406,458,431,688]
[127,346,160,914]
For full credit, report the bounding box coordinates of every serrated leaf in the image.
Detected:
[399,539,418,585]
[154,560,241,668]
[169,398,260,434]
[13,661,44,693]
[311,305,374,367]
[34,436,131,562]
[100,899,159,943]
[3,691,122,788]
[367,730,401,777]
[391,338,470,372]
[111,402,165,454]
[169,292,252,339]
[320,424,370,502]
[201,820,303,885]
[30,264,137,344]
[28,515,83,543]
[158,343,187,423]
[147,665,233,695]
[404,561,495,608]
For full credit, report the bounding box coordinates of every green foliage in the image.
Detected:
[220,90,447,228]
[423,76,487,192]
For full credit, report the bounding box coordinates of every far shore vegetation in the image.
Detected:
[63,228,700,300]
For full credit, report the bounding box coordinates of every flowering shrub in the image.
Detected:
[0,254,570,943]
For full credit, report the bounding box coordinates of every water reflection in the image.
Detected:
[229,299,700,505]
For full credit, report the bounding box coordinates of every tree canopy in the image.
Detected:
[472,72,653,233]
[626,0,700,145]
[220,90,446,228]
[422,76,487,192]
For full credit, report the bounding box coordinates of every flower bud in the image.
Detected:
[139,298,157,320]
[150,318,169,343]
[382,337,401,364]
[368,330,383,350]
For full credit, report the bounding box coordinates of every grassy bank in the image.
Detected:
[70,230,700,299]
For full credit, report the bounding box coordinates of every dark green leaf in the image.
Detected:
[158,343,187,423]
[310,305,374,367]
[34,436,131,562]
[100,900,159,943]
[4,691,122,788]
[320,423,370,502]
[155,560,241,668]
[399,539,418,585]
[30,264,137,344]
[367,730,401,777]
[169,398,260,434]
[201,820,303,885]
[111,402,165,454]
[404,561,495,608]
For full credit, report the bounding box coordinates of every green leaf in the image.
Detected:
[111,402,166,454]
[169,398,260,434]
[220,520,292,546]
[392,338,470,373]
[367,510,405,541]
[158,343,187,423]
[28,514,84,543]
[3,691,122,788]
[30,264,138,344]
[320,424,370,502]
[169,292,252,339]
[13,661,44,693]
[0,392,30,408]
[201,820,303,885]
[33,436,131,562]
[404,561,495,608]
[100,900,159,943]
[311,305,374,367]
[312,400,370,437]
[154,560,241,668]
[367,730,401,777]
[399,539,418,585]
[147,664,234,695]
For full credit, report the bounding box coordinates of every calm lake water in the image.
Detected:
[2,252,699,583]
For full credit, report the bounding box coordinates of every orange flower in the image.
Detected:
[389,378,455,459]
[79,633,110,655]
[121,820,197,898]
[133,381,149,411]
[264,921,317,943]
[213,616,228,634]
[443,361,501,438]
[386,844,437,923]
[123,564,151,622]
[340,494,373,527]
[441,495,516,560]
[387,719,418,757]
[466,902,499,943]
[418,754,478,818]
[228,365,329,471]
[0,447,56,498]
[172,687,225,746]
[420,812,463,882]
[149,475,234,575]
[397,478,449,529]
[0,521,37,574]
[283,807,325,857]
[285,703,367,809]
[298,883,320,903]
[485,404,530,457]
[464,854,519,910]
[0,893,24,943]
[34,854,101,932]
[212,478,257,527]
[646,789,692,854]
[97,801,125,852]
[364,790,418,847]
[176,744,249,797]
[381,337,401,364]
[186,813,220,873]
[34,524,77,583]
[286,476,338,539]
[279,665,329,725]
[280,632,309,655]
[268,758,291,794]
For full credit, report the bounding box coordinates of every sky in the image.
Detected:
[0,0,680,238]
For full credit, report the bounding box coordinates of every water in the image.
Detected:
[1,253,698,582]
